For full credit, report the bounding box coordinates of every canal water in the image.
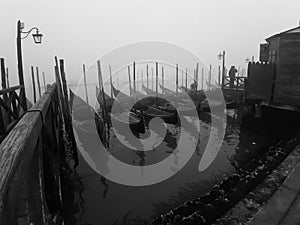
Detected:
[63,98,298,225]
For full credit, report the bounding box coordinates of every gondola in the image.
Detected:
[97,86,145,134]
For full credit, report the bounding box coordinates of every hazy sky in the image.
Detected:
[1,0,300,91]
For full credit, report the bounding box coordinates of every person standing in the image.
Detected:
[229,66,237,88]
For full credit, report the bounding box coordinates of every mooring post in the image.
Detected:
[151,67,154,91]
[176,64,178,97]
[31,66,36,103]
[156,62,158,108]
[133,61,136,97]
[196,63,199,93]
[127,65,132,97]
[36,67,41,98]
[109,65,113,98]
[218,65,221,86]
[185,68,188,91]
[6,68,9,88]
[162,66,164,95]
[82,64,89,104]
[201,67,204,90]
[42,72,46,92]
[1,58,8,127]
[209,65,212,91]
[57,57,79,168]
[1,59,8,101]
[146,64,149,95]
[97,60,109,148]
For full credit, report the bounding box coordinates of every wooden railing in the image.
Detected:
[0,56,79,225]
[223,76,247,90]
[0,83,67,224]
[0,58,28,143]
[0,85,27,143]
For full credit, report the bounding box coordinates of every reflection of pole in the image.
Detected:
[83,64,89,104]
[17,20,27,110]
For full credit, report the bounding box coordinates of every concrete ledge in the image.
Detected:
[249,160,300,225]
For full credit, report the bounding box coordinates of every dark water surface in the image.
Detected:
[63,109,295,225]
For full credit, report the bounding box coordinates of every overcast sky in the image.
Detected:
[1,0,300,92]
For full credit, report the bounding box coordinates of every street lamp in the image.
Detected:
[217,50,225,89]
[16,20,43,110]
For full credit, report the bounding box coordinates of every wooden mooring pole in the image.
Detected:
[42,72,46,92]
[6,68,9,88]
[82,64,89,104]
[36,67,42,98]
[31,66,36,103]
[127,65,132,97]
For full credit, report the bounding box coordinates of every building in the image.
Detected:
[246,23,300,108]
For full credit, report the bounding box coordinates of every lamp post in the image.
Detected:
[217,50,225,89]
[16,20,43,110]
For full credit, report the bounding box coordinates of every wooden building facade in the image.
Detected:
[248,24,300,108]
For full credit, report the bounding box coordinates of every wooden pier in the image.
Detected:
[0,58,78,225]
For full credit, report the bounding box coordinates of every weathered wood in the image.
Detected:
[162,66,164,94]
[156,62,158,107]
[209,65,212,90]
[36,67,42,98]
[83,64,89,104]
[42,72,46,92]
[176,64,178,96]
[195,63,199,92]
[5,68,9,88]
[146,64,149,95]
[109,65,113,98]
[186,68,188,90]
[128,65,132,97]
[133,62,136,95]
[31,66,37,103]
[201,67,204,90]
[0,84,65,224]
[0,85,23,95]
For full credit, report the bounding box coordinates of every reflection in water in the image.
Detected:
[64,107,296,225]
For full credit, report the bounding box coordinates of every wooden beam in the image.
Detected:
[127,65,132,97]
[83,64,89,104]
[6,68,9,88]
[36,67,41,98]
[42,72,46,92]
[31,66,36,103]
